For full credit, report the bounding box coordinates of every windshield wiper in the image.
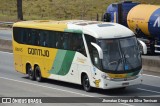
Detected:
[107,57,123,71]
[114,58,123,71]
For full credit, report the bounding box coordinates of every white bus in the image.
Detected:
[12,20,145,91]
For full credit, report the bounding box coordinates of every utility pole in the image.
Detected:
[17,0,23,20]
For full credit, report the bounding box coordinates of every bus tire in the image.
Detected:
[35,66,43,82]
[27,64,35,80]
[82,74,92,92]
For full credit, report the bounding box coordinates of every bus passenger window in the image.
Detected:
[72,36,79,50]
[72,34,86,56]
[27,33,32,45]
[34,31,40,46]
[85,34,97,63]
[56,33,63,49]
[43,35,47,46]
[63,33,69,50]
[40,31,48,47]
[77,38,84,51]
[48,31,57,48]
[22,29,27,44]
[22,28,31,44]
[39,32,45,46]
[13,27,23,43]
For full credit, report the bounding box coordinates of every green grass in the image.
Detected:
[0,0,160,21]
[0,14,17,21]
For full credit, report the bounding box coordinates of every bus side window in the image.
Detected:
[85,34,97,63]
[39,31,44,46]
[56,33,63,49]
[13,28,33,45]
[46,31,57,48]
[72,36,78,50]
[33,30,40,46]
[26,29,32,45]
[39,31,43,46]
[63,33,69,50]
[40,31,48,47]
[13,27,23,44]
[68,33,73,50]
[72,34,87,56]
[43,34,47,47]
[22,28,27,44]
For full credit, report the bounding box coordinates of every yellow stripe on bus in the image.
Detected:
[13,20,68,32]
[107,73,127,78]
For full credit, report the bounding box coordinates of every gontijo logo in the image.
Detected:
[28,48,49,57]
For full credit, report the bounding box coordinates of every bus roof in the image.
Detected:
[13,20,134,39]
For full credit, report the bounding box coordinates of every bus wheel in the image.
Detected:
[27,65,35,80]
[35,66,43,82]
[82,74,92,92]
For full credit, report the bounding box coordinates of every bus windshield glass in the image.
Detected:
[97,36,141,73]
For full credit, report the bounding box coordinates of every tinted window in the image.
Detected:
[56,32,63,49]
[85,34,96,54]
[48,31,57,48]
[13,27,86,56]
[13,27,22,43]
[85,34,97,64]
[72,33,86,56]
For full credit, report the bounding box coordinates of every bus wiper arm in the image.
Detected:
[115,58,123,71]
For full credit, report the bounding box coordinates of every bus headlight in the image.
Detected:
[101,73,108,79]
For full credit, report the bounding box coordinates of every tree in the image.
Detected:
[17,0,23,20]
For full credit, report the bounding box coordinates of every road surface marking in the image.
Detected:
[0,76,134,106]
[0,76,94,97]
[120,103,134,106]
[137,88,160,94]
[143,74,160,79]
[0,51,13,55]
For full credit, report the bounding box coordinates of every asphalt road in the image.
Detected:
[0,51,160,106]
[0,29,12,40]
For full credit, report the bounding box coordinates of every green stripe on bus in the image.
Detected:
[50,50,66,74]
[50,50,75,76]
[57,51,75,75]
[64,29,82,33]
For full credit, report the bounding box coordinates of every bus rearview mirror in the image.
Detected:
[91,42,103,59]
[138,40,147,55]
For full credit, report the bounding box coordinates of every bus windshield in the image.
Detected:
[98,36,142,73]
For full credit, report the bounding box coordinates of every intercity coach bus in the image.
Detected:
[12,20,144,91]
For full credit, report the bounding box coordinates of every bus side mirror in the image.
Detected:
[91,42,103,59]
[138,40,147,55]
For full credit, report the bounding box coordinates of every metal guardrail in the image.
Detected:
[0,21,14,26]
[155,45,160,53]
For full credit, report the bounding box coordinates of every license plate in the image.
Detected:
[122,82,129,86]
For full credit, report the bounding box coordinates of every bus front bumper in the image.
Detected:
[101,75,143,89]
